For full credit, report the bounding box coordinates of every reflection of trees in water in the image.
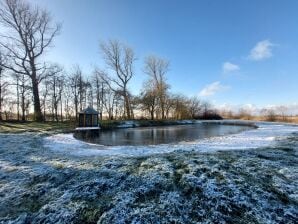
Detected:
[75,124,251,146]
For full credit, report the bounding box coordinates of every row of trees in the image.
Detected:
[0,0,215,122]
[0,0,60,121]
[0,52,211,121]
[1,1,294,123]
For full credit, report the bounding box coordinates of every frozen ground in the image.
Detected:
[44,121,297,157]
[0,121,297,223]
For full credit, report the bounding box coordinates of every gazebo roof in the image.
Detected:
[78,106,99,115]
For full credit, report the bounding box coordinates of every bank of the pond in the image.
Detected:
[99,119,258,130]
[0,121,75,134]
[75,122,255,146]
[0,119,257,134]
[44,121,298,157]
[0,124,297,223]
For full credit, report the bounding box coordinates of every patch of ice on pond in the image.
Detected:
[43,122,298,157]
[116,120,138,128]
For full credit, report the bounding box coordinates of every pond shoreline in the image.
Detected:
[99,119,259,130]
[0,122,297,223]
[75,121,257,147]
[43,121,298,158]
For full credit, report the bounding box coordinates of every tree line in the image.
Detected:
[0,0,216,122]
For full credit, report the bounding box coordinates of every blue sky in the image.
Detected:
[33,0,298,108]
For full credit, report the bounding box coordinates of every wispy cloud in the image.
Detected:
[217,103,298,116]
[222,62,240,74]
[248,40,274,61]
[199,81,230,97]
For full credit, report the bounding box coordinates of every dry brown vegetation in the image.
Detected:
[221,114,298,124]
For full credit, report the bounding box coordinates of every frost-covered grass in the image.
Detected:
[99,119,200,129]
[44,122,297,157]
[0,122,297,223]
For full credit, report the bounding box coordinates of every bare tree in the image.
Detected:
[144,55,170,119]
[92,70,106,120]
[58,76,65,122]
[276,105,288,121]
[261,108,277,122]
[0,0,61,121]
[85,79,93,108]
[63,79,74,121]
[139,80,157,120]
[69,66,84,121]
[0,53,8,120]
[164,95,175,119]
[48,69,64,122]
[78,71,87,111]
[238,107,253,120]
[171,94,190,119]
[102,87,116,120]
[188,96,201,119]
[13,73,30,121]
[100,40,136,119]
[40,78,49,121]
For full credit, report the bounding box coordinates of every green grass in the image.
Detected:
[0,119,189,133]
[0,121,75,134]
[0,118,227,133]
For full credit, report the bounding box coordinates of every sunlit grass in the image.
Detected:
[0,121,75,133]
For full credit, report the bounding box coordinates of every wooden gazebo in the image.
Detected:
[78,107,99,128]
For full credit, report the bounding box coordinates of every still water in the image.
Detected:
[75,123,253,146]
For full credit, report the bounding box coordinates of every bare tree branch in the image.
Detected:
[0,0,61,121]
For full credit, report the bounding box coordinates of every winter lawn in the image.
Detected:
[0,122,297,223]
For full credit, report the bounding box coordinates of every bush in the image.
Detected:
[194,112,223,120]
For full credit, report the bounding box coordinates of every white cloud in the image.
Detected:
[216,103,298,116]
[199,81,230,97]
[222,62,240,73]
[248,40,274,61]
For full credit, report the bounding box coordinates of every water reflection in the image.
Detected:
[75,123,253,146]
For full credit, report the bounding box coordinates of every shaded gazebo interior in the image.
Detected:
[78,107,99,127]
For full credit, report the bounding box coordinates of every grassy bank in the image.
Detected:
[0,119,259,134]
[0,120,200,133]
[99,119,197,129]
[0,121,76,134]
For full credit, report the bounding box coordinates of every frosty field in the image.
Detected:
[0,122,297,223]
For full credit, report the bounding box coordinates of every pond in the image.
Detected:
[74,123,254,146]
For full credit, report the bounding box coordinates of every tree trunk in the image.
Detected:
[124,96,131,119]
[0,76,2,121]
[150,109,154,120]
[60,96,63,122]
[31,73,43,121]
[21,91,25,121]
[16,78,20,121]
[100,85,104,121]
[124,89,131,119]
[160,95,165,119]
[75,94,78,122]
[43,99,46,122]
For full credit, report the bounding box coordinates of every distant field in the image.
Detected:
[224,116,298,124]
